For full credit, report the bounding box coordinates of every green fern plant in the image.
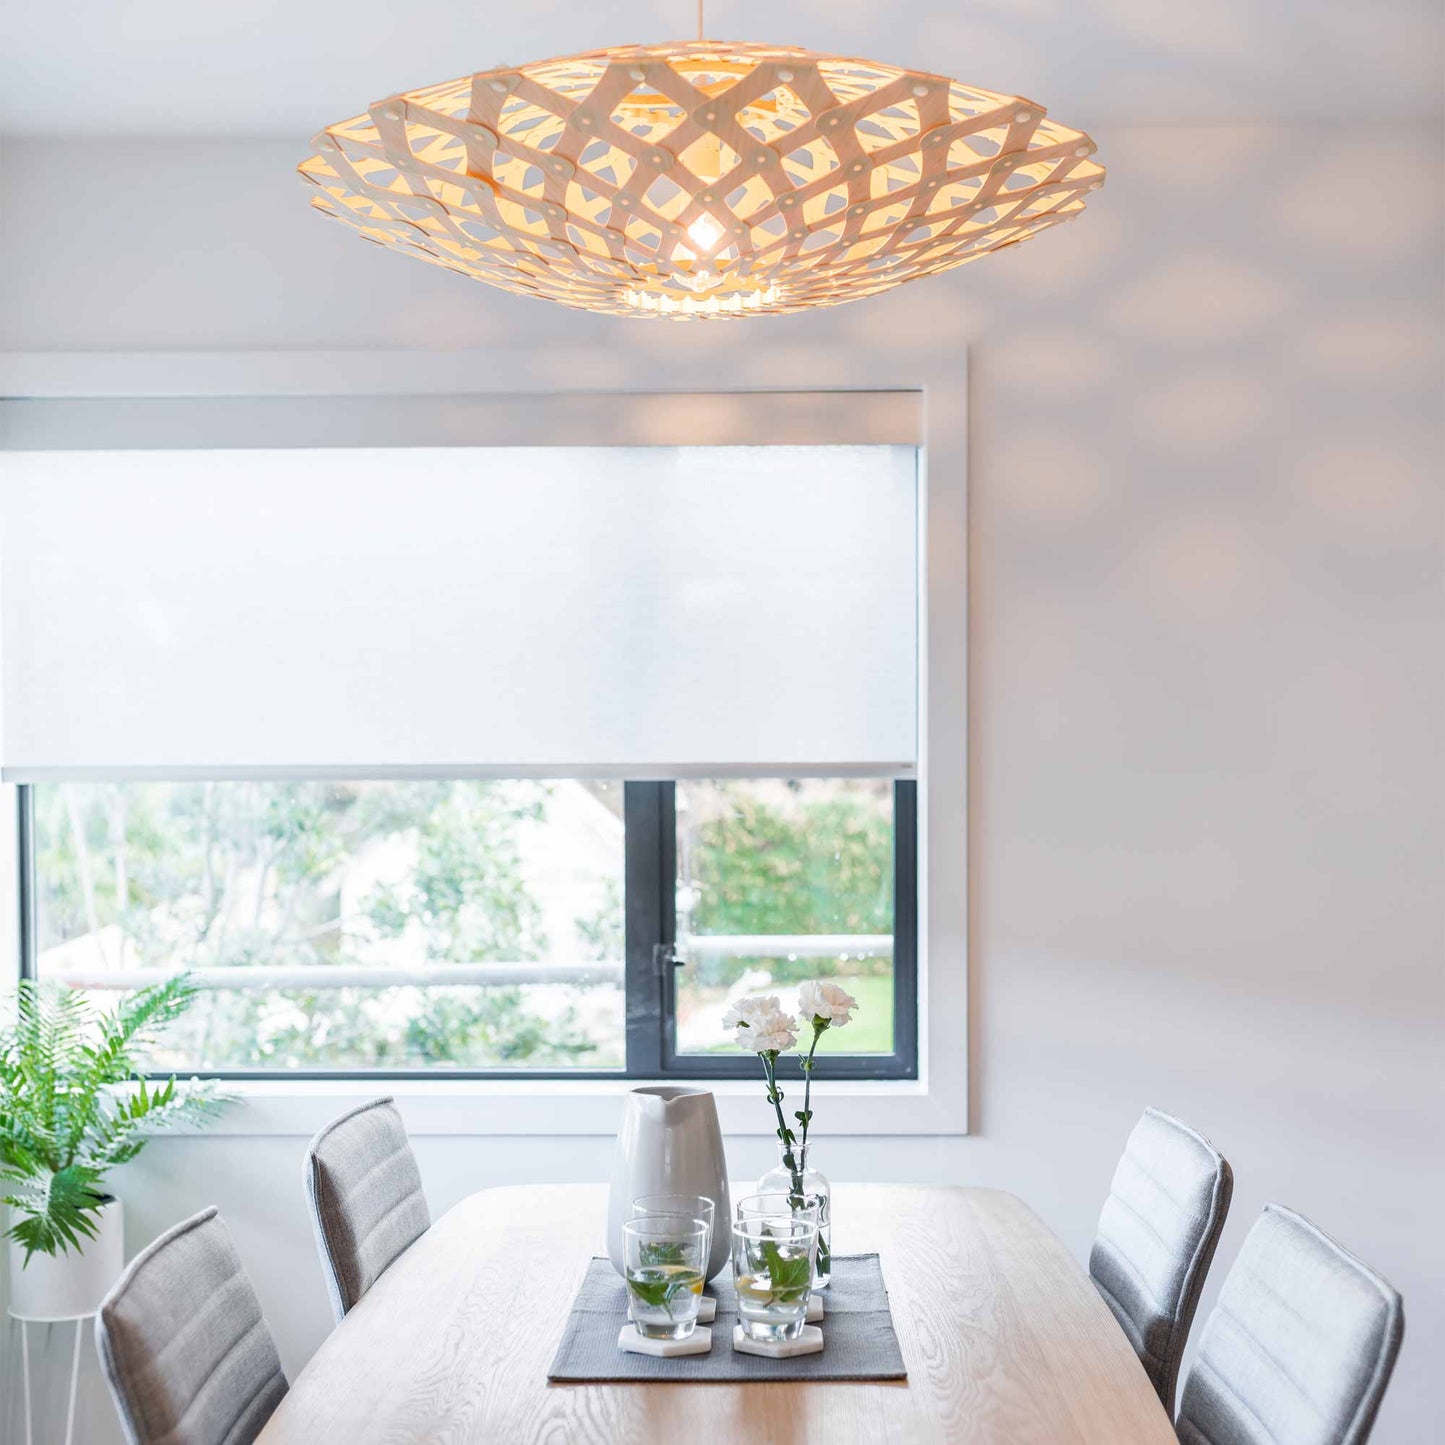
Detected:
[0,975,228,1263]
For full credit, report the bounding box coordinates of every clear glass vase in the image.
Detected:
[758,1143,832,1288]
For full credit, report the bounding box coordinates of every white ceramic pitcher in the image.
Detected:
[606,1085,731,1280]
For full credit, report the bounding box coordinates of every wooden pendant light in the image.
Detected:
[299,41,1104,319]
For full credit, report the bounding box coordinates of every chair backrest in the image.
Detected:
[95,1207,287,1445]
[1090,1107,1233,1414]
[304,1095,430,1321]
[1176,1204,1405,1445]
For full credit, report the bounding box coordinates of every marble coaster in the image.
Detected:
[732,1324,824,1359]
[618,1323,712,1357]
[806,1293,824,1323]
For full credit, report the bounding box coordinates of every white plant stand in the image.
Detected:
[9,1309,90,1445]
[6,1196,123,1445]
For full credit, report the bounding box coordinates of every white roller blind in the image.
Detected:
[0,445,917,777]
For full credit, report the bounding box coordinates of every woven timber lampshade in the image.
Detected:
[299,40,1104,320]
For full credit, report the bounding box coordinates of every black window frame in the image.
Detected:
[16,778,918,1082]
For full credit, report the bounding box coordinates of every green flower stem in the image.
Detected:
[798,1017,827,1160]
[759,1052,804,1201]
[797,1017,831,1281]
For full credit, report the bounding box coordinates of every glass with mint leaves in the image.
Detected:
[731,1214,820,1344]
[622,1215,709,1340]
[631,1193,716,1259]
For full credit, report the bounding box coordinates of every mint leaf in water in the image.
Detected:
[760,1237,812,1303]
[628,1275,672,1310]
[628,1266,703,1318]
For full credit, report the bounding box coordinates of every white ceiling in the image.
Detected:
[3,0,1441,136]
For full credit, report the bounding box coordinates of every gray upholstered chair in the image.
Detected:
[1175,1204,1405,1445]
[305,1095,430,1322]
[1090,1107,1233,1414]
[95,1207,287,1445]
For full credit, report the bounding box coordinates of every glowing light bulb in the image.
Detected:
[687,213,724,252]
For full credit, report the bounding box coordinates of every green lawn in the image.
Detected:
[678,970,897,1057]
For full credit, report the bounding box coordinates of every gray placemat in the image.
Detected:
[548,1254,907,1383]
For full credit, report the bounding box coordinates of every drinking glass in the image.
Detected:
[734,1191,822,1231]
[622,1215,709,1340]
[731,1215,819,1343]
[631,1193,716,1264]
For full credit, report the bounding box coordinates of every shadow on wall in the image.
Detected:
[0,117,1439,1444]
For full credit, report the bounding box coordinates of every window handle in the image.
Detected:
[652,942,685,976]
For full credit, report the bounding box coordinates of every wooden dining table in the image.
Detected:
[257,1182,1178,1444]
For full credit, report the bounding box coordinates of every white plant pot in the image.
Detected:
[8,1195,124,1321]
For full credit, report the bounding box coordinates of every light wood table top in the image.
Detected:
[258,1183,1177,1445]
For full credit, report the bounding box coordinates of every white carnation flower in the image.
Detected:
[722,994,798,1054]
[798,980,859,1030]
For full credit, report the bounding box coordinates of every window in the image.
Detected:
[657,779,917,1079]
[5,431,922,1081]
[20,778,917,1078]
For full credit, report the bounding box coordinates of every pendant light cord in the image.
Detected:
[697,0,704,40]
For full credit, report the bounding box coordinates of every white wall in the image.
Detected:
[1,125,1441,1442]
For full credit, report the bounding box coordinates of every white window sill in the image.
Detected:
[173,1076,966,1138]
